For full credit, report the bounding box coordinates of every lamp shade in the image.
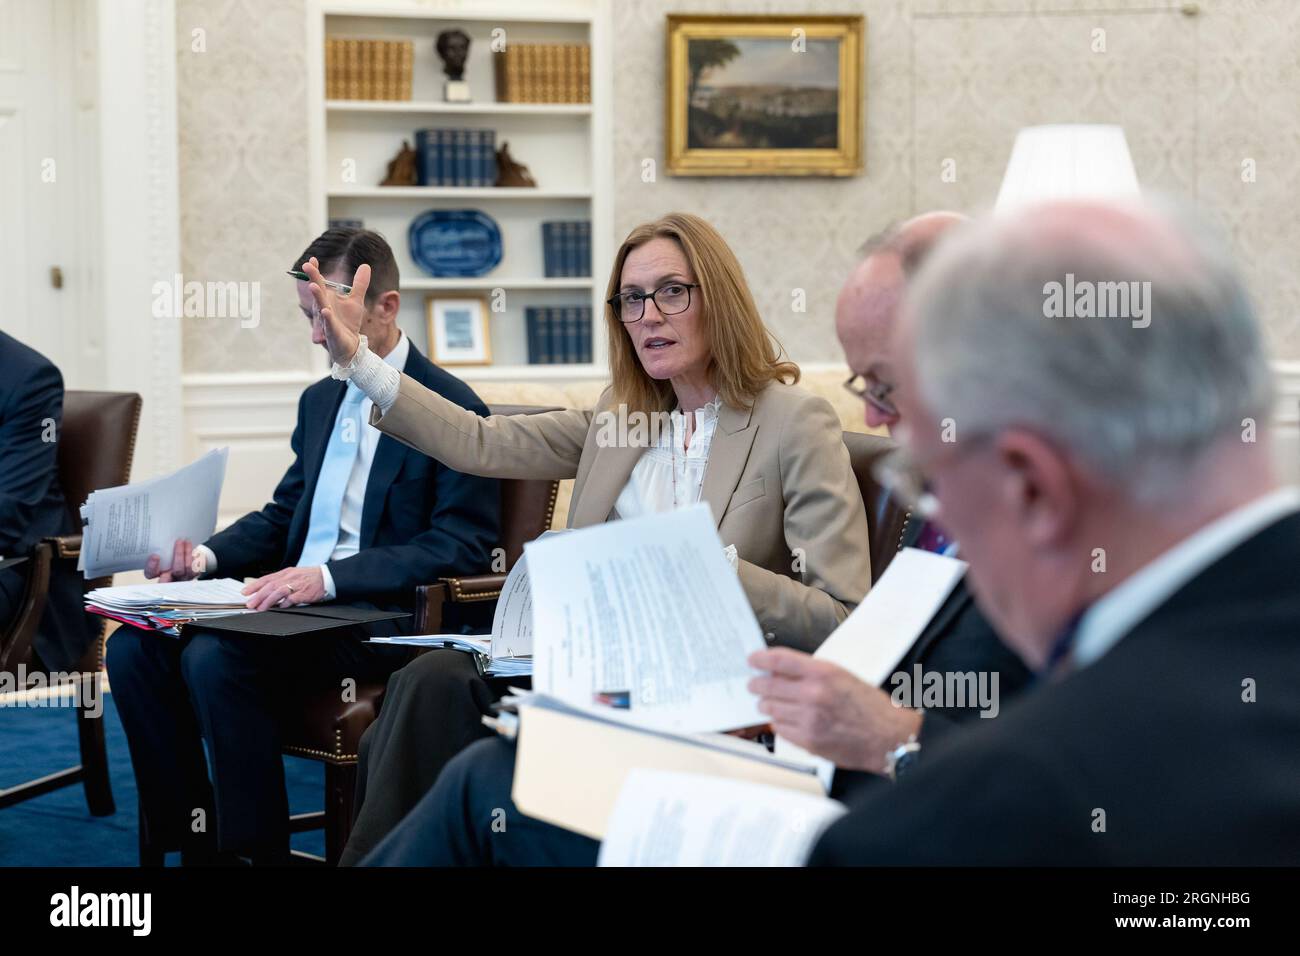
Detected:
[994,124,1140,212]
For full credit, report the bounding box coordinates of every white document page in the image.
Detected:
[486,531,572,659]
[597,769,846,867]
[526,503,765,733]
[772,547,969,782]
[80,448,228,577]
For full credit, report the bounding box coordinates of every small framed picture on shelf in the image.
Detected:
[426,295,491,366]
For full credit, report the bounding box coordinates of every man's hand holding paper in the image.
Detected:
[79,447,228,578]
[748,647,922,774]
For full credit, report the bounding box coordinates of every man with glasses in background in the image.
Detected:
[813,197,1300,864]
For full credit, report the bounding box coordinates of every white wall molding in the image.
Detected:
[96,0,181,480]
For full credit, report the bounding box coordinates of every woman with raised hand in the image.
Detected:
[304,212,872,865]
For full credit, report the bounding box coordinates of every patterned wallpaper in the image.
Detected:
[176,0,316,373]
[177,0,1300,372]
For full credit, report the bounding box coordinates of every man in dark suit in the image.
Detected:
[0,330,97,672]
[358,213,1034,865]
[812,197,1299,864]
[106,228,500,863]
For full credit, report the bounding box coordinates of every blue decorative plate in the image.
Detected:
[408,209,503,278]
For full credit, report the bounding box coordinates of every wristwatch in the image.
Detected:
[883,735,921,782]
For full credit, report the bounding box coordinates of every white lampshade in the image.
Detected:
[994,124,1140,213]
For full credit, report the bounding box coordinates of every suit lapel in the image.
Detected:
[305,380,348,496]
[568,442,642,527]
[359,433,404,547]
[698,401,757,528]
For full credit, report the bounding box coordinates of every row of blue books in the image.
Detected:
[526,306,593,365]
[415,128,497,187]
[541,221,592,277]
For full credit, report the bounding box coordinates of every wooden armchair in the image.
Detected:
[0,390,142,815]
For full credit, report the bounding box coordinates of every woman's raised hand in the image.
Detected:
[302,256,368,366]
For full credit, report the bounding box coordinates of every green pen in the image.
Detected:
[286,270,353,295]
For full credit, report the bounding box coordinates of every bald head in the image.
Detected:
[835,211,966,428]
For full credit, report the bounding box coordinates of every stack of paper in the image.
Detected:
[367,634,532,678]
[79,448,228,578]
[85,578,251,636]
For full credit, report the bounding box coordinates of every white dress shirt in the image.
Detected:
[1071,486,1300,669]
[199,331,410,599]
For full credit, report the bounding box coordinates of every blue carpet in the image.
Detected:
[0,690,325,865]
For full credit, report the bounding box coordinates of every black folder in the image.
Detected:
[187,605,409,637]
[0,556,30,572]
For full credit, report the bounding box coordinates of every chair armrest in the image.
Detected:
[0,541,55,672]
[414,582,448,634]
[46,534,82,560]
[441,574,507,603]
[413,573,508,634]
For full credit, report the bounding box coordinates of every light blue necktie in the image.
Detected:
[297,383,366,567]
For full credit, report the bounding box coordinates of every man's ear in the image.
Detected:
[374,289,401,322]
[994,428,1081,548]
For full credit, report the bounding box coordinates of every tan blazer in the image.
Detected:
[371,374,872,650]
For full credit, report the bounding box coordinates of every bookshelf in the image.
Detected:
[306,0,612,379]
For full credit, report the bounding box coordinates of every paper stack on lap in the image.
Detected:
[85,578,250,637]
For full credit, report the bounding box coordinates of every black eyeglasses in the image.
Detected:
[843,372,898,417]
[606,282,699,323]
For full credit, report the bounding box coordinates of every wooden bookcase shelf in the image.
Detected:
[307,0,611,379]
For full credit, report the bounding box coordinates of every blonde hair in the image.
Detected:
[604,212,799,415]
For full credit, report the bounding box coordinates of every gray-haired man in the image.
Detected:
[812,198,1300,865]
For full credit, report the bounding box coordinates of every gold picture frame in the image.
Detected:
[425,295,492,366]
[666,14,864,177]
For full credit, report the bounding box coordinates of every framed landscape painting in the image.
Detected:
[665,14,864,177]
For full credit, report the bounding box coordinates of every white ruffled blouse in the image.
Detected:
[612,396,723,520]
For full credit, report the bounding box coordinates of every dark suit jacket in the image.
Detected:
[0,330,95,671]
[813,510,1300,865]
[203,342,499,626]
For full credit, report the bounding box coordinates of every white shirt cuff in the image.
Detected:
[332,334,400,413]
[319,564,337,601]
[194,544,218,576]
